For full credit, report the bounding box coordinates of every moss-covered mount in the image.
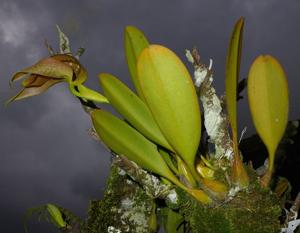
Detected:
[173,185,281,233]
[84,163,155,233]
[80,158,281,233]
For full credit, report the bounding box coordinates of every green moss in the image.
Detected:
[84,161,282,233]
[177,180,281,233]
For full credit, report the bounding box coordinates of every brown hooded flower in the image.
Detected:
[8,54,107,104]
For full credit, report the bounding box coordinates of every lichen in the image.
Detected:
[186,49,233,161]
[166,189,179,205]
[113,155,171,199]
[85,162,155,233]
[107,226,121,233]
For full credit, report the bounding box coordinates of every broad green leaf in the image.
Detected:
[248,55,288,183]
[91,109,212,204]
[91,109,181,185]
[137,45,201,178]
[225,17,249,188]
[99,73,172,150]
[124,26,149,99]
[159,149,179,175]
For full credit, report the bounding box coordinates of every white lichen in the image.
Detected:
[280,219,300,233]
[121,198,134,209]
[201,93,223,139]
[186,50,233,160]
[118,167,126,176]
[185,49,194,63]
[120,195,150,233]
[194,67,208,87]
[114,155,170,198]
[107,226,122,233]
[166,189,178,204]
[142,172,170,198]
[199,75,232,159]
[228,186,240,197]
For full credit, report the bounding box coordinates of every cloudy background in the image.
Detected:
[0,0,299,232]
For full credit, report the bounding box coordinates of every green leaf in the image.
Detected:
[159,149,178,175]
[91,109,182,186]
[137,45,201,178]
[177,155,197,188]
[99,73,173,150]
[46,203,67,228]
[148,203,158,233]
[69,83,109,103]
[225,17,249,188]
[248,55,288,185]
[124,26,149,99]
[161,208,185,233]
[92,110,211,203]
[225,17,244,144]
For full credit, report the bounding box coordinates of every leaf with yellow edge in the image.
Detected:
[99,73,173,151]
[196,162,215,180]
[201,179,228,200]
[159,149,179,175]
[91,109,211,204]
[176,155,197,188]
[248,55,289,186]
[124,26,149,99]
[91,109,181,185]
[225,17,249,188]
[225,17,244,135]
[188,189,212,204]
[137,45,201,179]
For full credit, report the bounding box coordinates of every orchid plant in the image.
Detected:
[7,18,299,233]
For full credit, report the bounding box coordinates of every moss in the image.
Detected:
[85,164,154,233]
[83,161,282,233]
[177,180,281,233]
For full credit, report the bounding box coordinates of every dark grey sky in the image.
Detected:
[0,1,299,232]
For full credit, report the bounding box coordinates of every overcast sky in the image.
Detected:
[0,0,300,232]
